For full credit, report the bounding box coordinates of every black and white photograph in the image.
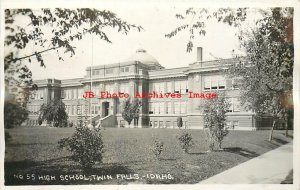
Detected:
[1,0,299,189]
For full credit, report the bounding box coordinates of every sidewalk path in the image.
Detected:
[200,142,293,184]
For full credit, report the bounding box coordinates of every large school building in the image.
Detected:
[25,47,272,130]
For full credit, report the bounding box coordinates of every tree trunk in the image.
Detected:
[269,119,276,141]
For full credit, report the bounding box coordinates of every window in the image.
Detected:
[120,66,130,73]
[78,89,83,99]
[227,97,241,112]
[65,89,72,100]
[166,82,172,92]
[203,76,226,91]
[152,82,165,93]
[105,84,114,93]
[159,102,164,114]
[174,102,180,114]
[73,89,77,99]
[154,102,159,114]
[105,68,114,74]
[174,80,188,94]
[180,101,186,114]
[149,102,153,114]
[92,84,100,96]
[174,101,186,114]
[92,70,99,76]
[120,83,129,94]
[91,105,100,115]
[166,102,172,114]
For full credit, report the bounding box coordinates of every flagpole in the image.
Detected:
[90,34,93,122]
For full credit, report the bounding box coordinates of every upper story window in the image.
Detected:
[120,66,130,73]
[204,76,226,91]
[105,68,114,75]
[174,80,188,94]
[92,69,100,76]
[227,97,241,112]
[152,82,165,93]
[166,82,172,93]
[120,83,129,94]
[105,84,114,93]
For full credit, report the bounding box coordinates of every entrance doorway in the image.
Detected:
[102,102,110,117]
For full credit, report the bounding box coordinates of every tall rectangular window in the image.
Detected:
[105,84,114,93]
[105,68,114,75]
[154,102,159,114]
[166,82,172,93]
[120,83,129,94]
[159,102,164,114]
[174,81,180,93]
[153,82,165,93]
[149,102,154,114]
[73,89,77,99]
[174,80,188,93]
[180,101,186,114]
[174,102,180,114]
[166,102,172,114]
[78,89,83,99]
[120,66,130,73]
[203,76,226,91]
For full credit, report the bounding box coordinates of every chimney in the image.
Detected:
[197,47,203,62]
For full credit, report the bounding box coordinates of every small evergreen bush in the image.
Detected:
[150,138,164,160]
[178,130,193,153]
[58,126,104,171]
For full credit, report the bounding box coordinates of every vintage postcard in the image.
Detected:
[1,0,299,190]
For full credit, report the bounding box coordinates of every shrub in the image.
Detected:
[177,116,183,129]
[68,122,74,128]
[150,137,164,160]
[58,126,104,171]
[178,130,193,153]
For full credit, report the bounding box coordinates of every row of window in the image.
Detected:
[65,104,101,116]
[149,101,187,114]
[91,66,130,76]
[151,80,189,94]
[62,88,84,100]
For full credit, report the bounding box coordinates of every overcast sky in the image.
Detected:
[12,4,262,80]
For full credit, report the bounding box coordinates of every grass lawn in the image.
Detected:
[4,126,293,185]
